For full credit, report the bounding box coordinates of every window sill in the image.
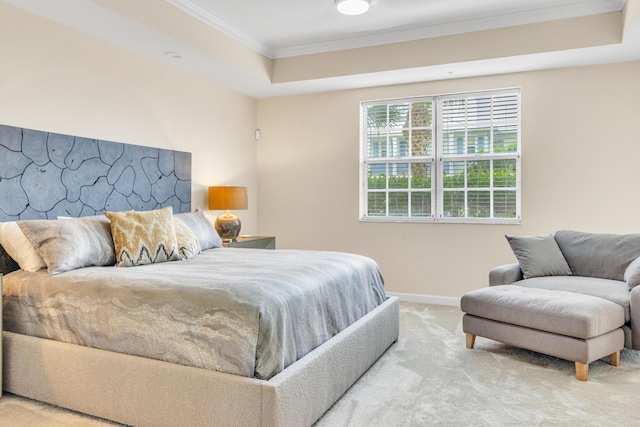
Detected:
[360,216,521,225]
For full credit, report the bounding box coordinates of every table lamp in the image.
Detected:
[208,186,248,239]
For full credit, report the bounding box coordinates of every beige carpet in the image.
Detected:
[1,302,639,426]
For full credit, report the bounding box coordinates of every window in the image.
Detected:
[361,88,520,223]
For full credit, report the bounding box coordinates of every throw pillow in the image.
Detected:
[104,207,180,267]
[0,221,47,272]
[174,209,222,250]
[0,243,20,275]
[17,216,116,275]
[174,217,201,260]
[624,256,640,289]
[505,234,572,279]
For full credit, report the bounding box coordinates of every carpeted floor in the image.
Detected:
[1,302,639,426]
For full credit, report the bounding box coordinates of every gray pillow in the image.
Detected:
[17,216,116,275]
[174,209,222,250]
[554,230,640,281]
[505,234,572,279]
[624,256,640,289]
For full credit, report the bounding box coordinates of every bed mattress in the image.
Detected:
[2,248,386,380]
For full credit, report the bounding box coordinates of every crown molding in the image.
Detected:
[165,0,275,58]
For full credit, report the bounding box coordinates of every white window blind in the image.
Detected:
[361,88,520,224]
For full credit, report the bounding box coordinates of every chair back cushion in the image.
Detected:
[554,230,640,281]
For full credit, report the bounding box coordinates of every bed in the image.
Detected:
[0,123,399,426]
[1,249,398,426]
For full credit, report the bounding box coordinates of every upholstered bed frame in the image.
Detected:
[0,124,400,426]
[3,290,399,426]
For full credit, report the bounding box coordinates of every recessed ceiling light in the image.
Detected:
[336,0,370,16]
[164,51,182,59]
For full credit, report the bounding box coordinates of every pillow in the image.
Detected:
[104,207,180,267]
[0,221,47,272]
[0,243,20,275]
[174,217,201,260]
[505,234,572,279]
[17,216,116,275]
[174,209,222,250]
[624,256,640,289]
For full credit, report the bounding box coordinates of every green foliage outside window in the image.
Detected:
[367,159,517,218]
[363,90,520,222]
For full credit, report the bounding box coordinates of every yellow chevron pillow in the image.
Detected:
[104,207,180,267]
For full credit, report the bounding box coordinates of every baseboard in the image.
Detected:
[387,292,460,307]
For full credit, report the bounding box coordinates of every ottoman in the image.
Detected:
[460,285,625,381]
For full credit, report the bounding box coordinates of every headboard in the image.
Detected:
[0,123,192,275]
[0,124,191,221]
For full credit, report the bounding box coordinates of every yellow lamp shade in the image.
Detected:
[208,186,248,211]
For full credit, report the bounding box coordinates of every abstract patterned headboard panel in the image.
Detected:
[0,124,191,221]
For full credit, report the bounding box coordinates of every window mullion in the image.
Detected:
[361,89,519,223]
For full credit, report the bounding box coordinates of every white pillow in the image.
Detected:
[0,221,47,272]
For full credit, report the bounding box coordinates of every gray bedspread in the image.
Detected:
[2,248,386,380]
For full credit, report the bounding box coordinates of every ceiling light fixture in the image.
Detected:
[336,0,370,16]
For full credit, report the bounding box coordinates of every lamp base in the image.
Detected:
[215,211,241,239]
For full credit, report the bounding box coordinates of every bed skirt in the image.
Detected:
[2,296,399,426]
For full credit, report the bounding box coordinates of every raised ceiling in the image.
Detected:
[2,0,639,98]
[167,0,626,58]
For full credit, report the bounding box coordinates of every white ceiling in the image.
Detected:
[167,0,626,58]
[3,0,640,98]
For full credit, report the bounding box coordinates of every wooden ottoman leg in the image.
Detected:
[466,333,476,349]
[609,351,620,367]
[575,362,589,381]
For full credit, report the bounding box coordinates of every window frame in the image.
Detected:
[360,88,521,224]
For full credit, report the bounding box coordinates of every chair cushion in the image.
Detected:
[515,276,631,323]
[554,230,640,281]
[461,285,624,339]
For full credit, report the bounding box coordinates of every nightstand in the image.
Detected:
[1,273,3,397]
[223,236,275,250]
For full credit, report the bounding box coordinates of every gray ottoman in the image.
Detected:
[461,285,625,381]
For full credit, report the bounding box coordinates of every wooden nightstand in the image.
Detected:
[223,236,275,249]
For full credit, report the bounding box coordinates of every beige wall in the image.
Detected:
[257,61,640,301]
[4,2,640,303]
[0,3,259,233]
